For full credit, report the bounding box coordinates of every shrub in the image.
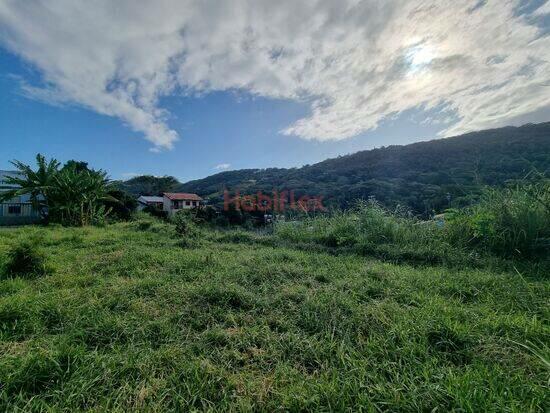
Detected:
[3,238,49,278]
[193,205,218,223]
[129,212,172,233]
[143,204,168,219]
[216,230,256,244]
[214,215,230,227]
[445,180,550,258]
[103,189,138,221]
[172,211,203,247]
[172,211,198,236]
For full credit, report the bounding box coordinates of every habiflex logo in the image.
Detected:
[224,190,326,212]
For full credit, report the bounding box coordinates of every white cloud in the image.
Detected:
[214,163,231,171]
[121,172,139,179]
[534,1,550,16]
[0,0,548,150]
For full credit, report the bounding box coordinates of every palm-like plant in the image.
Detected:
[0,154,60,218]
[49,165,118,226]
[1,154,121,226]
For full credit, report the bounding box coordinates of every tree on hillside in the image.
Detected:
[179,122,550,215]
[61,160,90,173]
[117,175,180,196]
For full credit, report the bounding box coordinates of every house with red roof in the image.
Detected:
[162,192,203,215]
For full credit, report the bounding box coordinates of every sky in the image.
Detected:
[0,0,549,183]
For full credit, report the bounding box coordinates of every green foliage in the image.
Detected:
[192,205,218,223]
[48,164,115,226]
[129,212,171,233]
[116,174,180,196]
[172,211,201,247]
[276,181,550,265]
[172,210,196,236]
[143,204,168,219]
[103,189,138,221]
[2,237,49,278]
[276,200,465,265]
[446,180,550,257]
[3,155,127,226]
[0,154,60,217]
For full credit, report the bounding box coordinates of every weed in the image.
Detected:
[2,238,50,278]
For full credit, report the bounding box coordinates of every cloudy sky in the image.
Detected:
[0,0,549,181]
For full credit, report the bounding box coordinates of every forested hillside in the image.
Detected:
[119,123,550,214]
[179,123,550,213]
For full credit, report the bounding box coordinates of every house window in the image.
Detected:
[8,205,21,215]
[186,201,191,206]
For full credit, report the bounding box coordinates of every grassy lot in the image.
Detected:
[0,219,548,412]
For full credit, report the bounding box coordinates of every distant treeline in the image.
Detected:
[118,122,550,215]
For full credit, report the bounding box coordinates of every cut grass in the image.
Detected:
[0,221,548,411]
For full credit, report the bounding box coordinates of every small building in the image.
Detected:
[0,170,41,226]
[163,192,203,215]
[137,195,164,211]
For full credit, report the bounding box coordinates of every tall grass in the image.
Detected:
[2,237,50,279]
[275,180,550,264]
[276,200,464,265]
[445,180,549,258]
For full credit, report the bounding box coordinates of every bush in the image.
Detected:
[143,205,168,219]
[445,180,550,258]
[172,211,204,248]
[193,205,218,223]
[171,211,196,236]
[103,189,138,221]
[276,201,420,247]
[3,238,50,278]
[129,212,171,233]
[214,215,230,227]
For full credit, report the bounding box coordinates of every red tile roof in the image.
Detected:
[163,192,203,201]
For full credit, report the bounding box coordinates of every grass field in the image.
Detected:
[0,218,548,412]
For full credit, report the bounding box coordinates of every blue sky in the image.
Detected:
[0,48,445,182]
[0,1,548,183]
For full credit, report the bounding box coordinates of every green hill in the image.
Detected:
[178,122,550,213]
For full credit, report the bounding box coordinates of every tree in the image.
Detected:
[1,155,122,226]
[117,175,180,196]
[61,160,90,173]
[48,164,119,226]
[0,154,60,219]
[104,188,138,221]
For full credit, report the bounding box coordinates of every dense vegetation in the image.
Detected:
[273,180,550,263]
[174,122,550,214]
[1,156,132,226]
[117,175,180,198]
[0,207,547,411]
